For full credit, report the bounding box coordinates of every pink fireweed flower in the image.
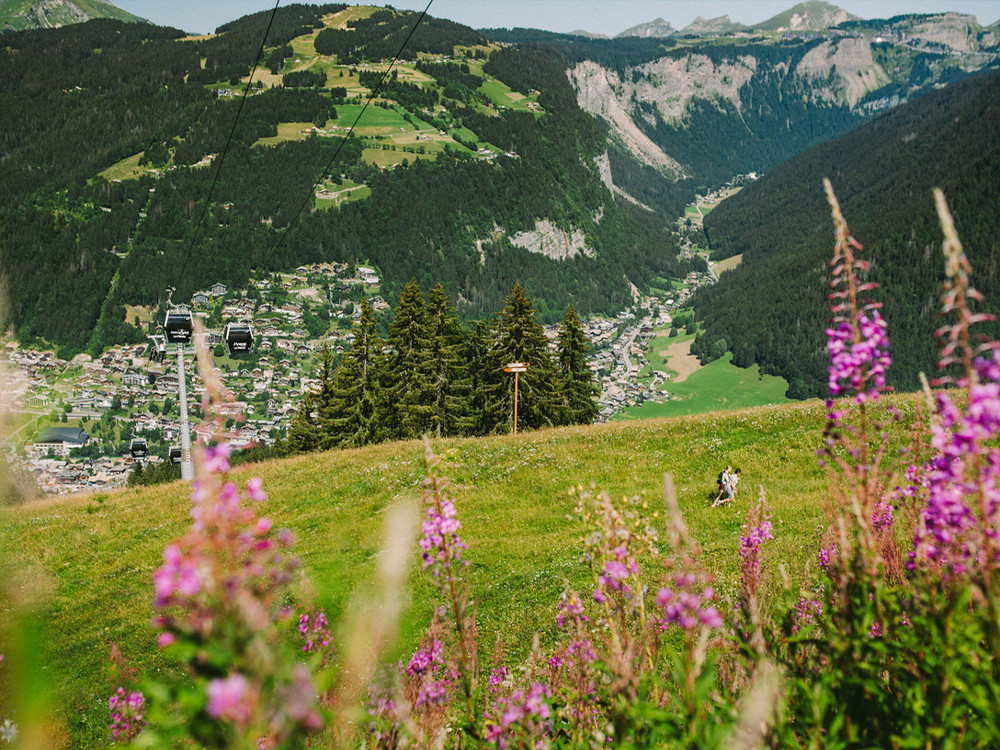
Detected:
[406,637,454,708]
[871,498,894,531]
[486,682,552,749]
[206,673,254,724]
[298,610,335,666]
[109,687,146,742]
[247,476,267,502]
[792,598,823,634]
[419,494,467,574]
[203,442,233,474]
[655,584,722,631]
[818,544,837,571]
[826,312,891,401]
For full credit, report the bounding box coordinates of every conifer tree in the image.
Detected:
[555,306,599,425]
[286,346,335,453]
[326,298,386,448]
[425,283,471,437]
[489,283,558,433]
[465,319,499,437]
[384,279,435,439]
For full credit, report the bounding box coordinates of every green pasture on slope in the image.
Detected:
[0,395,923,747]
[619,351,793,419]
[330,104,424,135]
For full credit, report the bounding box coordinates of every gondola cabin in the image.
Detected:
[224,321,254,355]
[148,335,167,364]
[130,438,148,460]
[168,446,182,464]
[164,307,193,345]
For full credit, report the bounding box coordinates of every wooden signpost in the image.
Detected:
[504,362,529,435]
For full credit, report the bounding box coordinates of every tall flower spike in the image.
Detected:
[820,180,896,532]
[909,191,1000,584]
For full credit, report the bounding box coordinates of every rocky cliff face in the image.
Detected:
[568,61,686,178]
[567,18,999,184]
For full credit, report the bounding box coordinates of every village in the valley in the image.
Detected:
[1,233,718,496]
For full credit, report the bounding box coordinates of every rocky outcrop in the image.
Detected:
[569,61,686,178]
[593,152,653,211]
[902,13,982,54]
[508,220,594,261]
[795,37,889,107]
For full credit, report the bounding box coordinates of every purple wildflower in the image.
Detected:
[109,687,146,742]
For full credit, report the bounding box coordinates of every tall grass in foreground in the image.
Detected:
[4,183,1000,747]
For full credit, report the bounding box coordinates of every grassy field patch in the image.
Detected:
[97,152,147,182]
[252,122,317,148]
[711,253,743,277]
[619,351,793,419]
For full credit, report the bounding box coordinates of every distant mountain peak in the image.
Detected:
[0,0,146,32]
[753,1,859,32]
[680,14,747,36]
[569,28,610,39]
[616,17,676,39]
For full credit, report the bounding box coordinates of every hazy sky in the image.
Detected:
[112,1,1000,37]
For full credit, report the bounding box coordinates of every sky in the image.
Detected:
[112,0,1000,37]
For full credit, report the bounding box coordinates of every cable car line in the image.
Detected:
[172,0,284,291]
[254,0,434,274]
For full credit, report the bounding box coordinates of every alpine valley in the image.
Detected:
[2,0,999,395]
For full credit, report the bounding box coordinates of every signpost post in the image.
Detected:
[503,362,529,435]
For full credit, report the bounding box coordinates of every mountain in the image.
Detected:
[615,17,676,39]
[568,29,609,40]
[679,15,746,36]
[0,6,699,356]
[2,3,1000,358]
[0,0,145,31]
[752,0,859,32]
[692,68,1000,397]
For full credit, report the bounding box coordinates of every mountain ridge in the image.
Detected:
[0,0,145,31]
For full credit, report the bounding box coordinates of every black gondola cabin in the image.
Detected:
[168,446,182,464]
[130,438,148,460]
[164,307,193,345]
[224,321,254,355]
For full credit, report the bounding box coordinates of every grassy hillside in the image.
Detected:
[0,395,914,746]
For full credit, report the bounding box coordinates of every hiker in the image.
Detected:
[713,466,732,504]
[713,468,741,507]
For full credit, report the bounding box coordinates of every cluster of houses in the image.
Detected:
[2,254,721,494]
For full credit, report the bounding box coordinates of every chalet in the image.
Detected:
[210,283,227,297]
[192,292,210,305]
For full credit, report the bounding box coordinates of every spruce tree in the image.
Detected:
[465,319,499,437]
[286,346,336,453]
[555,306,599,425]
[326,298,387,448]
[425,283,470,437]
[490,283,558,433]
[384,279,435,439]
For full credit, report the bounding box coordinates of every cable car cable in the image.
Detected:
[251,0,434,277]
[172,0,284,291]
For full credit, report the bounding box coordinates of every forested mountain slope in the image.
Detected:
[3,4,1000,358]
[693,68,1000,397]
[0,6,694,355]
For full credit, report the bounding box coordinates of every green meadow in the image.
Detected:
[0,394,910,746]
[621,353,793,419]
